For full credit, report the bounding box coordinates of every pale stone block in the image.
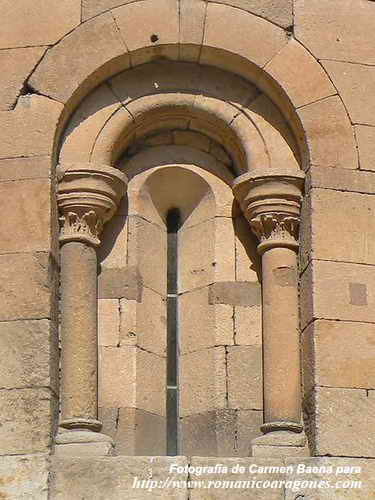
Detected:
[97,216,127,269]
[208,0,293,28]
[179,219,215,293]
[312,387,375,457]
[0,178,51,253]
[98,266,143,300]
[234,305,262,346]
[234,216,260,282]
[179,347,226,416]
[0,253,52,321]
[310,188,375,265]
[297,96,358,169]
[0,388,56,454]
[215,303,234,346]
[0,319,58,392]
[0,47,46,110]
[307,165,375,195]
[204,3,288,68]
[136,349,166,416]
[0,0,80,48]
[29,13,129,107]
[50,456,189,499]
[137,287,167,356]
[355,125,375,172]
[98,346,136,408]
[323,60,375,127]
[295,0,375,64]
[209,282,261,307]
[113,0,179,65]
[303,320,375,390]
[301,260,375,327]
[214,218,236,282]
[180,0,206,61]
[98,407,118,440]
[54,441,114,457]
[0,454,49,500]
[120,298,137,345]
[265,39,335,108]
[98,299,120,347]
[0,95,63,159]
[127,216,167,296]
[227,346,263,410]
[0,156,51,181]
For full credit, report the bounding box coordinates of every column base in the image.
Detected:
[54,429,115,457]
[252,429,310,458]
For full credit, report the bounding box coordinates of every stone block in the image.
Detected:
[29,13,129,107]
[0,454,49,500]
[180,0,207,61]
[119,298,137,345]
[98,407,118,440]
[303,320,375,391]
[307,165,375,195]
[82,0,134,20]
[0,95,63,159]
[234,305,262,346]
[209,0,292,28]
[295,0,375,64]
[116,407,166,456]
[234,216,261,282]
[215,303,235,346]
[98,266,143,300]
[0,178,51,253]
[0,388,56,455]
[136,287,167,356]
[98,299,120,347]
[179,347,226,416]
[54,441,114,457]
[50,456,189,499]
[204,3,288,68]
[323,60,375,127]
[301,260,375,327]
[0,156,51,181]
[209,282,261,307]
[355,125,375,172]
[297,96,358,169]
[0,0,80,48]
[214,217,236,282]
[179,219,215,293]
[310,188,375,265]
[313,387,375,457]
[0,253,52,321]
[265,39,335,109]
[99,346,136,408]
[136,348,166,416]
[0,319,58,392]
[113,0,179,65]
[227,346,263,410]
[0,47,46,110]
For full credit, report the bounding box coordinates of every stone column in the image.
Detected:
[55,163,127,456]
[233,168,309,457]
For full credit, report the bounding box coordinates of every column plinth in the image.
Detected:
[233,168,309,457]
[56,163,127,456]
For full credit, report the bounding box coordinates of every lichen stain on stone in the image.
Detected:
[273,267,297,287]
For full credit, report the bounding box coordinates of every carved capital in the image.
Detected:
[57,163,128,246]
[232,168,305,254]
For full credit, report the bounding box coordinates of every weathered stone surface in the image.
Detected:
[136,348,166,416]
[209,282,261,307]
[265,40,336,109]
[0,319,57,392]
[204,3,288,68]
[307,165,375,194]
[234,216,260,282]
[0,0,80,48]
[0,95,63,159]
[295,0,375,64]
[50,456,189,499]
[82,0,135,20]
[0,388,56,455]
[0,178,51,253]
[180,347,226,416]
[355,125,375,172]
[303,320,375,391]
[214,217,236,282]
[98,407,118,440]
[322,61,375,127]
[0,253,53,321]
[54,441,114,457]
[99,346,136,408]
[98,266,143,300]
[301,260,375,327]
[227,346,263,410]
[180,0,206,61]
[215,303,235,346]
[0,47,46,110]
[313,387,375,457]
[0,454,49,499]
[208,0,292,28]
[0,156,51,181]
[309,188,375,265]
[29,13,129,107]
[98,299,120,347]
[234,305,262,345]
[119,298,137,345]
[297,96,358,169]
[136,287,166,356]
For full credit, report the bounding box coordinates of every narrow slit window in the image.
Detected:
[166,208,180,456]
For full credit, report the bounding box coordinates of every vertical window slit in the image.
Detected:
[167,208,180,456]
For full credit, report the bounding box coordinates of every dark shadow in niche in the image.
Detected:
[97,193,128,267]
[232,201,261,283]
